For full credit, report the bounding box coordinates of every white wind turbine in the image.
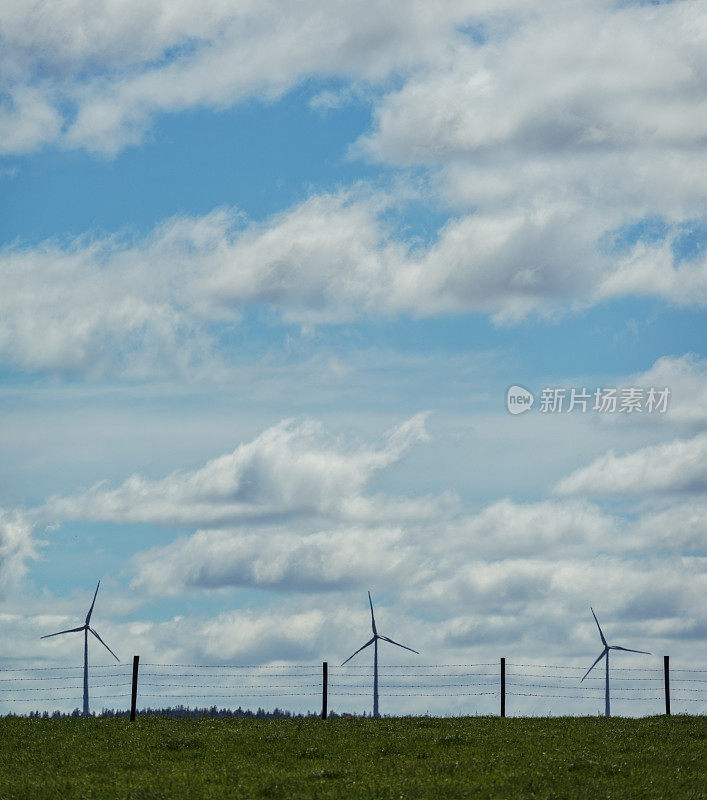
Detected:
[581,607,651,717]
[41,581,119,716]
[342,591,419,718]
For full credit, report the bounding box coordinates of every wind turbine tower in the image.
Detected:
[342,591,419,717]
[581,607,650,717]
[41,581,120,716]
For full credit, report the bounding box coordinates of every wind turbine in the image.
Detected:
[341,591,419,718]
[41,581,119,716]
[581,607,650,717]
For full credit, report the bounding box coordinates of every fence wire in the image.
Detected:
[1,661,705,712]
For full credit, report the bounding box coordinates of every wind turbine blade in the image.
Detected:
[85,581,100,625]
[581,648,607,681]
[341,637,375,666]
[590,607,607,646]
[610,646,651,655]
[40,626,85,639]
[378,635,419,655]
[368,591,377,635]
[89,627,120,662]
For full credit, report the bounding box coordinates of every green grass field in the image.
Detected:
[0,715,704,799]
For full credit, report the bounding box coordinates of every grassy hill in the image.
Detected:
[1,715,704,799]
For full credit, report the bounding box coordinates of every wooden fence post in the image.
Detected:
[664,655,670,716]
[500,657,506,718]
[130,655,139,721]
[321,661,328,720]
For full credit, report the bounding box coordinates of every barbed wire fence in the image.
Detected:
[1,658,705,718]
[503,660,707,711]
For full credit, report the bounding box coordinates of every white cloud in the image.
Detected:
[597,239,707,307]
[357,0,707,319]
[4,4,707,379]
[626,501,707,554]
[46,413,442,526]
[3,1,703,163]
[130,525,417,597]
[0,509,37,597]
[0,87,61,154]
[362,2,707,165]
[632,354,707,430]
[2,192,705,378]
[13,543,706,668]
[440,499,616,558]
[420,556,703,630]
[0,2,703,362]
[360,0,707,229]
[126,491,706,612]
[0,195,411,376]
[2,0,704,269]
[0,0,500,155]
[0,222,218,378]
[555,433,707,496]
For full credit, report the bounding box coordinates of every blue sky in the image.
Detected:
[0,0,705,717]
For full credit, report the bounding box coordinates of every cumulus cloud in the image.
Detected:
[440,499,616,559]
[6,408,696,672]
[631,354,707,430]
[403,499,705,630]
[3,0,703,162]
[126,491,705,608]
[621,501,707,554]
[555,433,707,496]
[357,0,707,320]
[421,556,704,629]
[46,413,442,526]
[597,238,707,307]
[1,2,705,374]
[0,509,37,597]
[129,525,419,598]
[2,191,705,377]
[0,195,406,375]
[0,0,500,155]
[362,2,707,165]
[15,547,707,662]
[0,219,219,377]
[361,0,707,229]
[27,413,705,614]
[0,87,61,154]
[0,2,703,374]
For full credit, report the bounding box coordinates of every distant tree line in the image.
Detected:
[12,706,365,719]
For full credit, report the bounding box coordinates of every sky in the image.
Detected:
[0,0,705,717]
